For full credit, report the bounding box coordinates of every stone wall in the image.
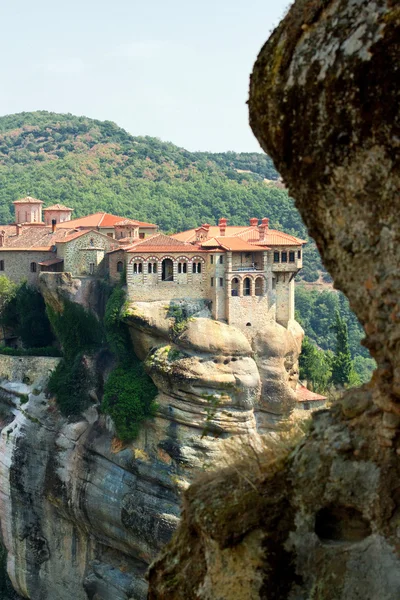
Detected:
[0,250,55,285]
[56,231,115,276]
[126,252,207,301]
[0,356,61,384]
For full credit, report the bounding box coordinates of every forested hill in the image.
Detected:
[0,111,323,279]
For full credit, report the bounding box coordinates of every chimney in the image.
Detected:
[250,218,258,227]
[258,217,269,242]
[16,224,22,236]
[219,218,227,236]
[0,230,5,247]
[52,219,57,233]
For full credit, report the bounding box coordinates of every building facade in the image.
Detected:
[110,217,305,333]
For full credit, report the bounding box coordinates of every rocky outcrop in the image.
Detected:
[148,1,400,598]
[0,293,303,600]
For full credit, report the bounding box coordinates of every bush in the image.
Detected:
[48,353,93,416]
[102,360,157,441]
[102,286,157,441]
[47,299,103,360]
[301,268,320,282]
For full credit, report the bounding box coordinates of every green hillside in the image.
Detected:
[0,111,323,280]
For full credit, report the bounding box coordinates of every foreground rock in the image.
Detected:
[148,1,400,598]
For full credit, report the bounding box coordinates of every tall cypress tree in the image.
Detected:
[331,309,354,387]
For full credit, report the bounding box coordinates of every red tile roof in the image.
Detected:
[13,196,44,204]
[126,233,206,253]
[201,237,269,252]
[38,258,64,266]
[57,212,157,229]
[0,224,77,250]
[43,204,73,211]
[296,383,327,402]
[172,224,306,247]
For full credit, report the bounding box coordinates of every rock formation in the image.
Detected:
[0,276,302,599]
[148,1,400,598]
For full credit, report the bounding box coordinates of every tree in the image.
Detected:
[331,309,355,387]
[299,336,332,393]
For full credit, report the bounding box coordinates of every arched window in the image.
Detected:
[133,262,143,274]
[231,277,239,296]
[192,262,202,274]
[255,277,263,296]
[162,258,174,281]
[30,262,37,273]
[244,277,251,296]
[148,262,157,274]
[117,261,124,273]
[178,261,187,274]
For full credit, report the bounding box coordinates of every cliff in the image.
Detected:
[0,276,303,600]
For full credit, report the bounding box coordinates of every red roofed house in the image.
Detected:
[109,217,306,334]
[0,198,156,284]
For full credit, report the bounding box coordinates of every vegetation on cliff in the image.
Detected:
[103,287,157,441]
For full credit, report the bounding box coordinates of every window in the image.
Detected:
[219,277,223,287]
[117,261,124,273]
[272,278,276,291]
[139,232,145,239]
[298,250,301,259]
[211,277,214,287]
[133,262,143,274]
[255,278,263,296]
[89,262,95,275]
[219,255,224,264]
[148,263,152,274]
[153,263,157,273]
[0,260,4,271]
[90,238,94,247]
[193,262,202,274]
[231,277,239,296]
[210,255,214,264]
[178,262,187,274]
[273,252,280,263]
[30,262,37,273]
[107,233,113,238]
[289,251,295,262]
[244,277,251,296]
[281,252,288,263]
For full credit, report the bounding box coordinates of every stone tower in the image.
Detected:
[43,204,73,226]
[13,197,44,224]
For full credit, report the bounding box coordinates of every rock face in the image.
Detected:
[148,1,400,599]
[0,291,302,599]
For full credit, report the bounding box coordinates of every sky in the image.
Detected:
[0,0,290,152]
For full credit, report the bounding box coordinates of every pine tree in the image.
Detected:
[331,309,354,387]
[299,336,332,393]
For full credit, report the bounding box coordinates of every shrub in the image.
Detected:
[102,286,158,441]
[47,299,103,360]
[48,353,93,416]
[301,268,320,282]
[102,360,157,441]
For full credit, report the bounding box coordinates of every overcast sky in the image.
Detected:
[0,0,290,152]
